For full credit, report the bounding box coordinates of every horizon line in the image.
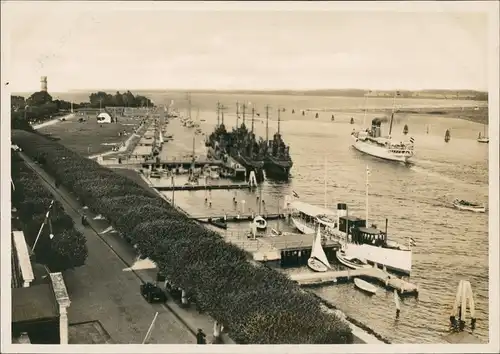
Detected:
[12,87,489,94]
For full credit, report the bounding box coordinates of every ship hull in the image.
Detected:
[264,156,293,180]
[351,136,412,163]
[291,216,316,234]
[231,154,265,182]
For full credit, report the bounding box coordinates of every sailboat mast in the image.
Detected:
[187,93,192,119]
[324,157,327,209]
[365,166,370,228]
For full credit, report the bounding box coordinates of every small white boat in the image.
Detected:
[253,215,267,231]
[336,250,371,270]
[354,278,377,295]
[307,227,331,272]
[452,199,486,213]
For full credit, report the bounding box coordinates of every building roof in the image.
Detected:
[12,284,59,323]
[289,200,336,218]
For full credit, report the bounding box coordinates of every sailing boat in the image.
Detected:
[403,124,409,135]
[307,226,331,272]
[477,123,489,143]
[444,129,451,143]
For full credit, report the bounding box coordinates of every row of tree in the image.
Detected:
[11,152,88,271]
[11,90,155,131]
[89,91,154,108]
[11,129,353,345]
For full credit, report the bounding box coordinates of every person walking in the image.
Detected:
[196,328,206,344]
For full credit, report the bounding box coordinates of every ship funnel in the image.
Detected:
[337,203,348,226]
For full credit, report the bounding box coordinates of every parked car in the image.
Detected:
[140,282,166,303]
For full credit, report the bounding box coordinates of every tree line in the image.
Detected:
[11,90,155,131]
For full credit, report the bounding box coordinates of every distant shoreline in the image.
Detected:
[15,89,488,102]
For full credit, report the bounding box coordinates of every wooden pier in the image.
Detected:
[99,158,224,169]
[289,267,419,296]
[192,213,286,222]
[154,182,251,192]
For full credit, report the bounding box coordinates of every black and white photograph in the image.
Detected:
[1,1,499,352]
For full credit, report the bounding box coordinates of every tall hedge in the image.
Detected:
[12,129,353,344]
[11,152,88,271]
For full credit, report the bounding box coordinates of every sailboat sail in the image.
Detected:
[311,228,331,268]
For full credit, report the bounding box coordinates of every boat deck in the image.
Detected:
[289,267,419,295]
[259,233,340,252]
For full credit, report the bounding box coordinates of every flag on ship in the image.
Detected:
[410,137,415,144]
[292,190,300,198]
[409,237,417,247]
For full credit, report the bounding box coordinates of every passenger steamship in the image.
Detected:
[351,91,414,163]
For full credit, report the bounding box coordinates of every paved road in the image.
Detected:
[19,153,194,344]
[32,113,77,130]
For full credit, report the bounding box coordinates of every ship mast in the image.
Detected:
[187,93,192,120]
[242,103,246,126]
[363,91,369,126]
[236,101,240,129]
[388,91,398,137]
[216,101,220,126]
[221,105,225,125]
[265,105,270,146]
[365,166,370,228]
[277,108,281,136]
[251,107,255,133]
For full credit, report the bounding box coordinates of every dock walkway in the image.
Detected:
[289,267,419,295]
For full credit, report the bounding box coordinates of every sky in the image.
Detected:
[2,1,494,92]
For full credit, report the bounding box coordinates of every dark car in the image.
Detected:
[140,282,166,303]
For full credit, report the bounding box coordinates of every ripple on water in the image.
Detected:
[165,105,489,344]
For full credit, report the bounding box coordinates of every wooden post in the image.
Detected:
[450,280,476,331]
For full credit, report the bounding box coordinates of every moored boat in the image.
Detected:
[289,167,413,275]
[263,107,293,180]
[253,215,267,231]
[477,123,489,143]
[336,250,371,270]
[208,217,228,230]
[354,278,377,295]
[452,199,486,213]
[307,227,331,272]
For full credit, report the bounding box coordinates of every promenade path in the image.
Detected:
[18,152,232,344]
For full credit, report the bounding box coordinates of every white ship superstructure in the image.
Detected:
[287,167,413,275]
[351,118,414,163]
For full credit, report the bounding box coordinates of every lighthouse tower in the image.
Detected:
[40,76,48,92]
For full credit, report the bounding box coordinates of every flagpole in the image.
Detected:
[324,157,327,209]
